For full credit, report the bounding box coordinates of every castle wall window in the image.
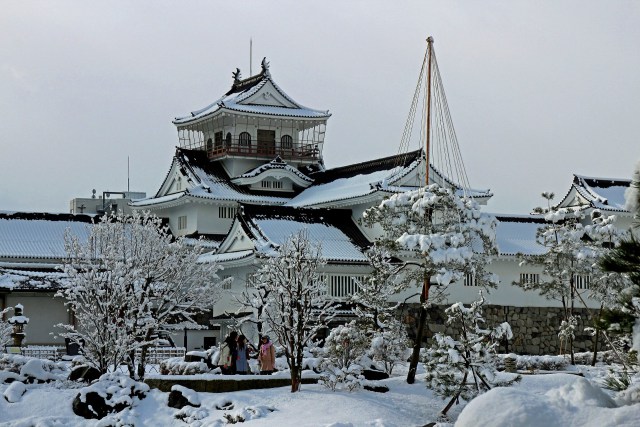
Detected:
[520,273,539,285]
[239,132,251,147]
[573,274,591,290]
[225,132,232,148]
[218,206,237,219]
[327,275,366,298]
[281,134,293,149]
[463,273,477,287]
[214,131,223,149]
[206,138,213,151]
[221,275,233,290]
[261,180,284,189]
[178,216,187,230]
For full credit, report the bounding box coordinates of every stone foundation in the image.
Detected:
[403,304,599,356]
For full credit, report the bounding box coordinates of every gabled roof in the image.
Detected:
[555,174,631,212]
[0,212,98,260]
[494,214,547,256]
[173,61,330,125]
[232,156,314,188]
[285,150,424,207]
[230,204,371,263]
[131,148,293,207]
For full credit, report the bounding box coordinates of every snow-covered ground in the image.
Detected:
[1,360,639,426]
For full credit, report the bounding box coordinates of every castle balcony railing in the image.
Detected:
[207,140,320,162]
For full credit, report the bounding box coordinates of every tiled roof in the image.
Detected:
[494,215,547,256]
[0,212,97,260]
[237,204,371,263]
[0,268,65,291]
[173,67,330,125]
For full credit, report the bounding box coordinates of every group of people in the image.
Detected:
[218,331,276,375]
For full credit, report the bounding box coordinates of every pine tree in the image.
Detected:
[363,184,499,383]
[423,293,519,416]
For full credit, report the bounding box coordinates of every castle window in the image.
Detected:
[206,138,213,151]
[178,216,187,230]
[225,132,232,148]
[214,132,223,149]
[219,206,237,219]
[221,275,233,290]
[573,274,591,290]
[463,273,477,287]
[239,132,251,147]
[327,275,366,298]
[520,273,539,285]
[281,134,293,149]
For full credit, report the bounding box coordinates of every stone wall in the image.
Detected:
[403,304,599,356]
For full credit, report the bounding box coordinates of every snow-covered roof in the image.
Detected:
[235,205,371,263]
[286,150,424,207]
[286,150,492,208]
[0,212,96,260]
[236,157,313,183]
[494,214,547,256]
[0,268,65,291]
[131,149,293,207]
[555,174,631,212]
[173,62,330,125]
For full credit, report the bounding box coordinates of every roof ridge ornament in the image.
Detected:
[261,57,270,77]
[232,68,242,83]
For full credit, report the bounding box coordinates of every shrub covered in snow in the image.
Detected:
[0,353,68,382]
[159,357,211,375]
[3,380,26,403]
[72,372,149,419]
[369,318,410,375]
[497,354,569,371]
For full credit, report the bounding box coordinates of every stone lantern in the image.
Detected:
[8,303,29,347]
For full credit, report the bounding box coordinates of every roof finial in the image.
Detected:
[261,57,270,77]
[232,68,242,83]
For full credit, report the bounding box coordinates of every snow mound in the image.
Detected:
[455,374,637,427]
[3,380,26,403]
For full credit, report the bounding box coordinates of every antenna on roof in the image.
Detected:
[127,156,130,192]
[250,37,253,76]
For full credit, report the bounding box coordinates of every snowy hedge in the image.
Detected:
[159,357,211,375]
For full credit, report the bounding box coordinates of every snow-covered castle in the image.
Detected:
[0,60,634,354]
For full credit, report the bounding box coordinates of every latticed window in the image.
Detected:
[327,275,366,298]
[214,131,223,149]
[178,216,187,230]
[573,274,591,290]
[463,273,476,287]
[281,134,293,149]
[239,132,251,147]
[221,275,233,290]
[218,206,237,219]
[520,273,539,284]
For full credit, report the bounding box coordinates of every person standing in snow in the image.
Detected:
[258,335,276,374]
[235,334,251,374]
[219,331,238,374]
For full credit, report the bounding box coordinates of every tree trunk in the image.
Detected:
[407,303,428,384]
[290,366,300,392]
[591,306,603,366]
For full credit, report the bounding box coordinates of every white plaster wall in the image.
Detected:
[5,294,69,346]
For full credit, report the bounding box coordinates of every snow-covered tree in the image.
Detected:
[369,318,410,375]
[233,270,270,342]
[363,184,499,383]
[350,245,404,332]
[320,321,369,392]
[256,229,335,392]
[423,293,519,416]
[1,306,14,349]
[58,211,225,377]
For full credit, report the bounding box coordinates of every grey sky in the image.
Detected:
[1,1,639,214]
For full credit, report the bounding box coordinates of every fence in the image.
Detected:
[135,347,186,365]
[3,346,64,360]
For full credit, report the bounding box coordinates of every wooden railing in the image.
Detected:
[207,141,320,161]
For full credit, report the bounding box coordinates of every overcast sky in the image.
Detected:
[2,1,639,214]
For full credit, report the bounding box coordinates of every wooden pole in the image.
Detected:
[407,36,434,384]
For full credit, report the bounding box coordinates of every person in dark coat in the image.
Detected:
[219,331,238,374]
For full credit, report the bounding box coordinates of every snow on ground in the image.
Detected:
[0,362,639,426]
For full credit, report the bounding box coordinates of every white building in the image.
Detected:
[0,60,633,354]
